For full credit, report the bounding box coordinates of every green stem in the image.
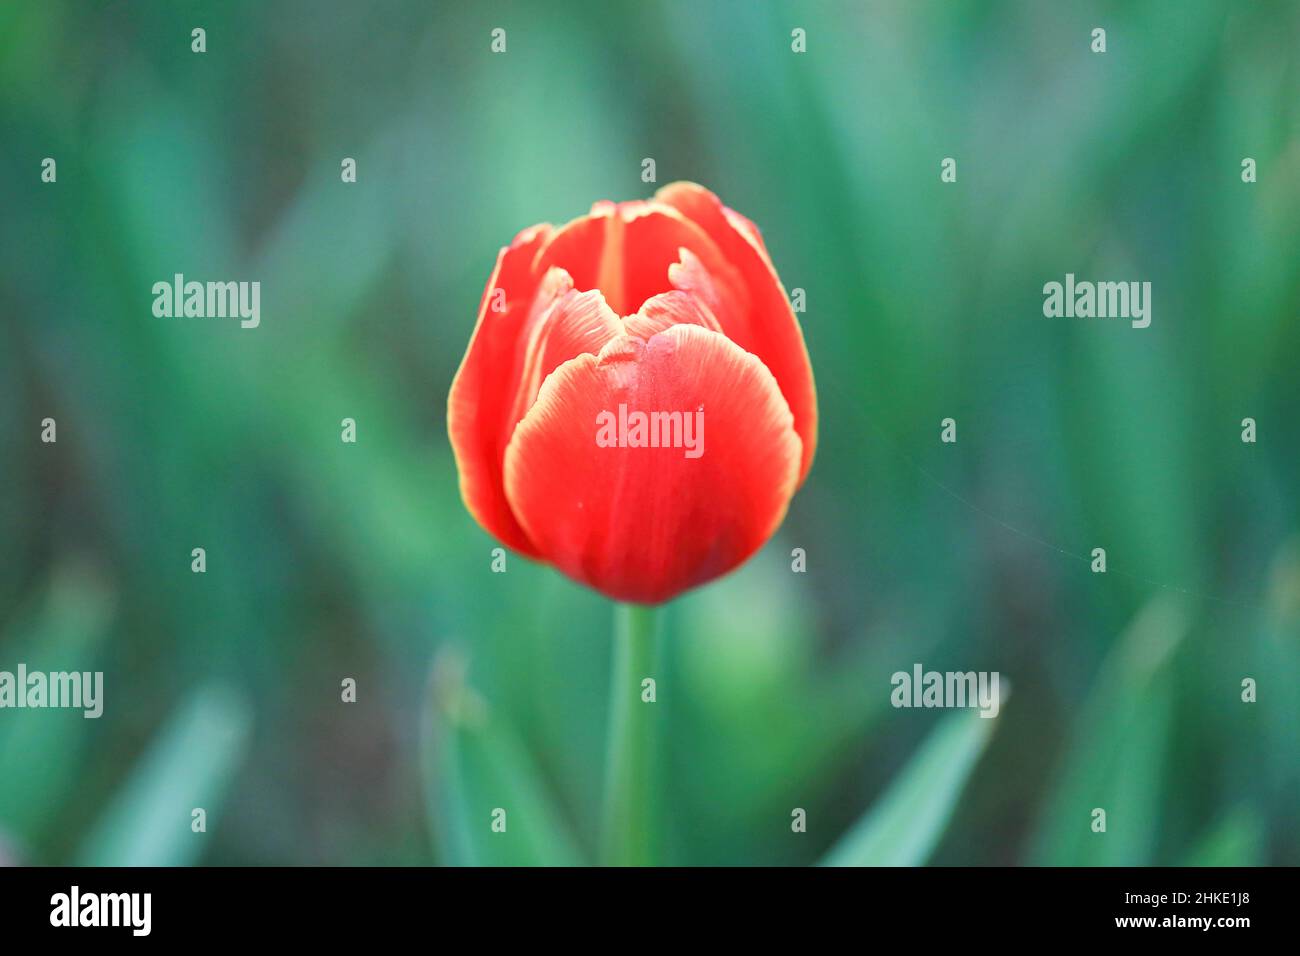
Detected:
[600,603,661,866]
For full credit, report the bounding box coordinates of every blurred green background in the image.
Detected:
[2,0,1298,866]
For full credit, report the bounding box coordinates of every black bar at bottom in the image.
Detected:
[0,866,1279,941]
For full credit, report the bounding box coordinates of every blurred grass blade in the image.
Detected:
[77,685,250,866]
[1031,596,1188,865]
[1259,544,1300,819]
[421,651,585,866]
[1183,805,1266,867]
[0,564,114,852]
[820,697,1005,867]
[672,554,895,864]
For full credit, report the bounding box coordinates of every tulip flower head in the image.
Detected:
[448,183,816,604]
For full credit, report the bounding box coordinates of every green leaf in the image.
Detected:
[77,685,250,866]
[820,695,1005,867]
[0,565,114,850]
[1030,596,1189,865]
[421,651,585,866]
[1183,805,1266,867]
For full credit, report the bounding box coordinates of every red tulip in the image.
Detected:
[448,183,816,604]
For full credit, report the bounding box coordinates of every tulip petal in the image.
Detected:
[505,270,625,429]
[448,224,556,556]
[623,289,724,340]
[665,247,748,338]
[655,182,818,482]
[532,201,748,319]
[502,325,802,604]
